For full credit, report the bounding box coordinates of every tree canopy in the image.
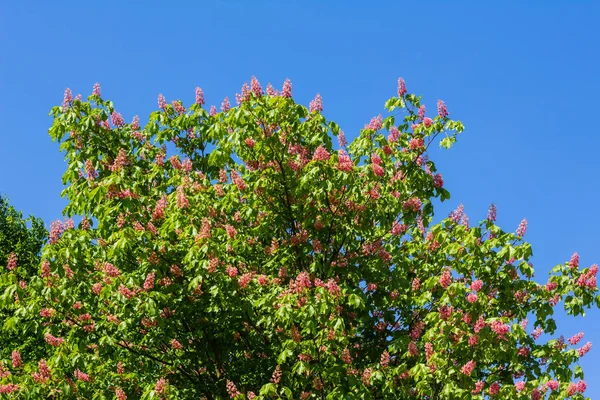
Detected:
[0,78,597,399]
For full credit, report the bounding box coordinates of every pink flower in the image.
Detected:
[12,350,22,368]
[403,197,422,213]
[397,78,407,97]
[49,220,64,244]
[577,380,587,393]
[570,252,580,268]
[423,117,433,127]
[514,381,525,391]
[366,115,383,131]
[471,279,483,292]
[170,339,183,350]
[221,97,231,112]
[372,163,385,177]
[309,94,323,112]
[92,82,101,97]
[158,94,167,109]
[172,100,186,115]
[337,150,353,171]
[195,87,205,105]
[391,221,408,236]
[250,76,262,96]
[104,262,121,277]
[74,369,90,382]
[437,100,448,118]
[225,224,237,239]
[490,320,510,338]
[418,105,426,120]
[209,105,217,116]
[6,252,17,271]
[578,341,592,357]
[155,378,169,395]
[312,145,330,161]
[226,266,238,278]
[0,384,19,394]
[411,278,420,291]
[531,327,543,340]
[474,315,485,333]
[338,130,347,147]
[45,333,65,347]
[516,218,528,237]
[433,173,444,188]
[226,380,241,398]
[144,272,155,291]
[460,360,476,375]
[115,387,127,400]
[467,293,478,303]
[472,381,484,394]
[111,111,124,127]
[487,203,497,222]
[408,341,418,356]
[388,126,399,142]
[439,269,452,288]
[489,382,500,395]
[266,83,275,96]
[569,332,584,345]
[546,380,559,391]
[62,88,73,111]
[281,78,292,98]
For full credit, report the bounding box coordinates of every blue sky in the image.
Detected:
[1,0,600,395]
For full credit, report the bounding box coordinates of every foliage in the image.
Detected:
[0,195,48,381]
[0,78,597,399]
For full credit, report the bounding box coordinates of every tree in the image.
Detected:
[0,78,597,399]
[0,195,47,388]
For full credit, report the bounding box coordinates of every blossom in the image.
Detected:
[158,94,167,109]
[472,381,484,394]
[195,87,205,105]
[487,203,497,222]
[309,94,323,112]
[489,382,500,395]
[281,78,292,98]
[312,145,330,161]
[250,76,262,96]
[460,360,475,375]
[6,252,17,270]
[397,78,407,97]
[467,293,478,303]
[49,220,64,244]
[418,105,426,120]
[172,100,186,114]
[337,150,353,171]
[439,269,452,288]
[570,252,580,268]
[91,82,101,97]
[74,369,90,382]
[221,96,231,112]
[569,332,584,345]
[388,126,399,142]
[437,100,448,118]
[115,387,127,400]
[433,173,444,188]
[578,341,592,357]
[62,88,73,111]
[271,365,282,384]
[111,111,125,127]
[514,381,525,391]
[12,350,22,368]
[155,378,169,395]
[144,272,155,290]
[45,333,65,347]
[209,105,217,116]
[338,130,347,147]
[366,115,383,131]
[516,218,528,237]
[423,117,433,127]
[226,380,241,398]
[546,380,559,391]
[471,279,483,292]
[171,339,183,350]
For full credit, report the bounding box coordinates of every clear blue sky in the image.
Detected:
[1,0,599,395]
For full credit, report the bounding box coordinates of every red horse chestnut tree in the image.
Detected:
[0,77,597,399]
